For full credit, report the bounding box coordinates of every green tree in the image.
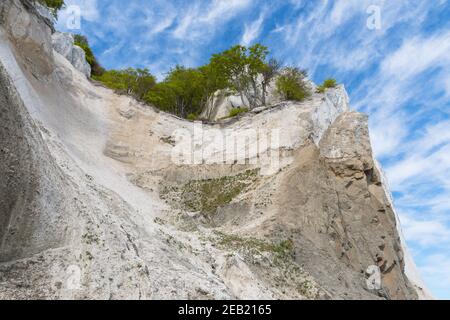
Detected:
[276,67,311,102]
[198,63,228,105]
[95,68,156,100]
[145,82,178,114]
[246,44,270,108]
[210,45,249,107]
[145,64,229,118]
[145,66,206,117]
[209,44,275,109]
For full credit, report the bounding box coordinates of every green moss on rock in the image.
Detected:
[214,231,295,260]
[161,169,258,214]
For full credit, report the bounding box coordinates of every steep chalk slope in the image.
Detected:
[0,0,430,299]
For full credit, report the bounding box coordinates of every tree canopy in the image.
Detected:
[94,68,156,100]
[93,43,316,119]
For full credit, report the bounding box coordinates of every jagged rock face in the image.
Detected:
[52,32,91,78]
[0,2,427,300]
[285,112,416,299]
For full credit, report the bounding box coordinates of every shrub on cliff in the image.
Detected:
[317,78,337,93]
[276,67,311,102]
[227,107,249,118]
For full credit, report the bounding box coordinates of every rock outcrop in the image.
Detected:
[0,1,430,300]
[200,79,280,121]
[52,32,91,78]
[200,75,316,122]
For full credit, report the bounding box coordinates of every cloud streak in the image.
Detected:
[241,11,266,46]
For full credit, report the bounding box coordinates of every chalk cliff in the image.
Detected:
[0,0,431,299]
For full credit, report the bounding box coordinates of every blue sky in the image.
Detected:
[56,0,450,299]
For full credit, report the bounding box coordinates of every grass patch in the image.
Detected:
[161,169,258,215]
[214,231,295,260]
[227,107,249,119]
[213,231,320,298]
[276,67,311,102]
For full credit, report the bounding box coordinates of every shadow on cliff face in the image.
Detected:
[0,62,74,263]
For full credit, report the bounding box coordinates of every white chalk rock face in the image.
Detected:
[51,32,73,59]
[51,32,91,78]
[200,90,248,121]
[311,84,350,143]
[71,46,91,77]
[200,78,281,121]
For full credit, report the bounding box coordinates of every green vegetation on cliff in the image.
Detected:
[161,169,259,215]
[93,68,155,99]
[317,78,338,93]
[94,44,313,118]
[144,65,218,117]
[215,232,295,260]
[276,67,311,101]
[227,107,249,119]
[72,37,322,119]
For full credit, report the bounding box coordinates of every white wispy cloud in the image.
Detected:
[172,4,199,39]
[172,0,252,41]
[241,11,266,46]
[204,0,251,23]
[329,0,364,26]
[400,213,450,246]
[381,30,450,80]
